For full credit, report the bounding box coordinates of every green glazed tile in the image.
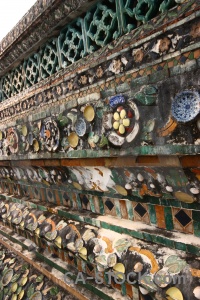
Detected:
[164,207,174,231]
[188,52,194,60]
[121,283,126,296]
[164,238,175,248]
[84,217,93,225]
[98,197,105,215]
[115,200,121,218]
[126,201,134,220]
[194,229,200,238]
[160,199,170,206]
[76,194,82,210]
[170,200,181,207]
[142,232,153,242]
[187,245,200,256]
[130,230,144,240]
[155,236,166,245]
[37,205,47,211]
[147,197,160,205]
[88,195,96,213]
[148,204,157,225]
[101,221,110,230]
[192,210,200,222]
[193,221,199,230]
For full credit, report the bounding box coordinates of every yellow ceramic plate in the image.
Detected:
[83,105,95,122]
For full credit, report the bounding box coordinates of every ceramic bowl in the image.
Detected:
[18,290,24,300]
[21,125,28,137]
[75,118,87,136]
[166,287,183,300]
[83,105,95,122]
[33,139,40,152]
[171,90,200,123]
[0,131,3,140]
[28,132,33,145]
[2,269,13,286]
[67,132,79,148]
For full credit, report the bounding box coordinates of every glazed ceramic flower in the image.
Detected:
[113,106,131,135]
[159,37,171,53]
[79,75,88,85]
[29,97,35,106]
[109,59,123,74]
[96,66,104,78]
[46,90,52,100]
[133,49,144,63]
[67,80,73,91]
[191,23,200,38]
[56,85,62,95]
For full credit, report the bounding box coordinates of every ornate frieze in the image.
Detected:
[1,0,193,100]
[0,10,200,128]
[0,0,95,76]
[0,164,199,205]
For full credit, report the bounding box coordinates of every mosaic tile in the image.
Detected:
[119,200,129,219]
[164,206,174,231]
[155,205,166,229]
[134,202,150,224]
[172,208,193,234]
[103,198,117,217]
[80,194,91,210]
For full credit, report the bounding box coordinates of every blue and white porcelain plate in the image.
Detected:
[109,95,125,108]
[75,117,87,136]
[171,90,200,122]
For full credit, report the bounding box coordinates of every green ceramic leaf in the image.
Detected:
[143,119,155,133]
[167,263,185,274]
[144,86,157,95]
[167,10,177,18]
[99,135,108,148]
[16,286,22,295]
[9,258,16,265]
[95,255,107,266]
[11,274,20,283]
[2,266,8,276]
[140,275,158,292]
[135,93,155,105]
[164,255,186,274]
[27,284,35,298]
[58,116,68,127]
[96,108,104,119]
[36,275,44,283]
[113,239,131,253]
[57,113,63,120]
[3,288,9,295]
[165,255,179,266]
[0,251,5,260]
[21,264,29,271]
[50,286,59,296]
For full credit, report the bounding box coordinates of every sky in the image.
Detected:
[0,0,36,42]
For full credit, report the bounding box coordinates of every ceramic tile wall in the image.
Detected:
[2,181,200,239]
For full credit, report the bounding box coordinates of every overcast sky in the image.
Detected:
[0,0,36,42]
